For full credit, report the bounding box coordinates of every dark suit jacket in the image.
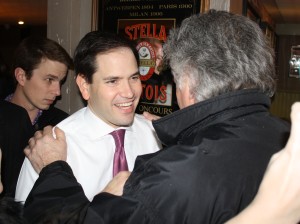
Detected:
[0,101,69,197]
[0,100,33,197]
[34,105,69,131]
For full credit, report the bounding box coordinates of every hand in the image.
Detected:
[253,102,300,223]
[143,111,161,121]
[102,171,131,196]
[24,126,67,174]
[226,102,300,224]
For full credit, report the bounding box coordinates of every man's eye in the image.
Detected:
[132,75,140,80]
[106,79,117,84]
[46,78,53,83]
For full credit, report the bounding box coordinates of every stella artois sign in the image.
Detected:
[99,0,201,116]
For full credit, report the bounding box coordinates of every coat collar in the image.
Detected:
[152,89,271,146]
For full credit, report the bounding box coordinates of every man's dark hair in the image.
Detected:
[13,36,73,79]
[73,31,139,83]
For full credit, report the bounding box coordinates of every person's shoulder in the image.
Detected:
[133,113,155,130]
[46,106,69,118]
[56,107,86,131]
[0,100,28,117]
[0,100,25,112]
[40,106,69,121]
[134,113,152,124]
[37,106,69,128]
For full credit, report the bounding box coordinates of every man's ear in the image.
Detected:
[14,67,26,86]
[76,74,90,100]
[189,90,196,105]
[184,78,196,107]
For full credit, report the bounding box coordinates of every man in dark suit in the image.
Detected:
[0,36,73,197]
[5,36,73,132]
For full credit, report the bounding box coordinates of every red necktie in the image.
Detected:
[110,129,128,177]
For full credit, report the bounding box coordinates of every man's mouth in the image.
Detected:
[45,99,55,104]
[115,102,133,108]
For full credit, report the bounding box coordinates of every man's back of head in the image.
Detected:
[164,10,275,103]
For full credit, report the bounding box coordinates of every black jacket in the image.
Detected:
[24,89,290,224]
[0,101,68,197]
[0,101,33,197]
[33,106,69,131]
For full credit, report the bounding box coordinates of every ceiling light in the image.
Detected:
[18,21,24,25]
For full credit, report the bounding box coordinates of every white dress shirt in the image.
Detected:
[15,106,162,202]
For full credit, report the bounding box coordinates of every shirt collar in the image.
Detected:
[84,106,133,140]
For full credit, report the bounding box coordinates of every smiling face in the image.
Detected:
[77,47,142,128]
[15,58,67,111]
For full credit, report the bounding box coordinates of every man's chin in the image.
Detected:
[39,105,50,110]
[116,115,135,127]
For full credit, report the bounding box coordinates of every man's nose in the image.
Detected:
[53,82,61,96]
[120,82,134,98]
